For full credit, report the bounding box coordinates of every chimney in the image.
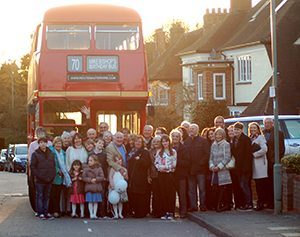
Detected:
[203,7,228,30]
[153,28,166,56]
[230,0,252,12]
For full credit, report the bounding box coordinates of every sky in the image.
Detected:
[0,0,260,64]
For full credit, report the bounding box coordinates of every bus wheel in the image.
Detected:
[28,176,36,211]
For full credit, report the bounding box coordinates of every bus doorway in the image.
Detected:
[97,111,140,134]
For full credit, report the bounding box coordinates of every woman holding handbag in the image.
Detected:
[209,128,232,212]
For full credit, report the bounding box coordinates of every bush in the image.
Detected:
[282,154,300,174]
[192,100,229,132]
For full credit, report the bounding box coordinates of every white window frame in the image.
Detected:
[237,55,252,82]
[197,73,203,100]
[188,68,194,86]
[157,87,169,106]
[213,73,226,100]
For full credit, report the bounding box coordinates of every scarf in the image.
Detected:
[55,149,72,187]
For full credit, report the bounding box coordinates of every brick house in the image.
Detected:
[179,0,300,118]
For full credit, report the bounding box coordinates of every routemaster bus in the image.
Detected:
[27,4,148,209]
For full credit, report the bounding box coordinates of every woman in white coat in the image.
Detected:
[248,122,268,211]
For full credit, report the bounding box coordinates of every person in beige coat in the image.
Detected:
[209,128,232,212]
[106,132,128,180]
[248,122,268,211]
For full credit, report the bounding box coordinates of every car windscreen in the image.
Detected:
[15,146,27,155]
[284,119,300,139]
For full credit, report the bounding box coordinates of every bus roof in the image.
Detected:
[43,4,141,23]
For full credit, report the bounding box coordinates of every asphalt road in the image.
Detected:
[0,172,216,237]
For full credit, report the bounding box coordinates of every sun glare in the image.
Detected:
[0,0,260,63]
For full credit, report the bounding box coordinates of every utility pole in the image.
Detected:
[270,0,282,214]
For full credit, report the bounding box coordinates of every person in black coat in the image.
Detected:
[263,117,285,209]
[128,135,152,218]
[30,137,56,219]
[232,122,253,210]
[185,124,210,212]
[171,129,190,218]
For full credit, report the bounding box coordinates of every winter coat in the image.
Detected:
[174,143,190,179]
[92,151,108,179]
[155,149,177,173]
[262,128,285,165]
[148,149,159,179]
[82,165,105,193]
[106,142,127,172]
[66,146,88,171]
[184,135,210,175]
[232,133,252,177]
[251,135,268,179]
[69,171,85,195]
[30,147,56,184]
[128,148,151,194]
[209,140,232,186]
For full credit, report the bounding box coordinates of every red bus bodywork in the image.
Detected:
[27,4,148,141]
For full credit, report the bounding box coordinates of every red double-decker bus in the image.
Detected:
[27,4,148,208]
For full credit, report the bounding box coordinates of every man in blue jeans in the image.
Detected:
[185,124,210,212]
[30,137,56,220]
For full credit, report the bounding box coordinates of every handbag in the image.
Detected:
[223,143,235,169]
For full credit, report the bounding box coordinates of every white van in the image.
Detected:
[224,115,300,155]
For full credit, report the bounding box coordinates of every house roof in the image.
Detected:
[179,0,287,55]
[148,29,203,81]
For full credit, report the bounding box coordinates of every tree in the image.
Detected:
[192,100,229,132]
[0,54,29,146]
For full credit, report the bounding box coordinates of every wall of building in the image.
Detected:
[224,44,272,106]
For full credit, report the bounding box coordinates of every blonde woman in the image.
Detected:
[209,128,232,212]
[248,122,268,211]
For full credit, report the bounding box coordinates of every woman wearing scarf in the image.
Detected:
[49,136,72,218]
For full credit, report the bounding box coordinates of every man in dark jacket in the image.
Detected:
[263,117,285,209]
[30,137,56,219]
[185,124,210,212]
[232,122,253,210]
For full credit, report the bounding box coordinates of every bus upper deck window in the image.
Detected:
[95,25,139,50]
[46,25,91,50]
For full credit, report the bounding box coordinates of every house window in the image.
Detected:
[158,88,169,105]
[150,83,169,106]
[238,55,252,82]
[213,73,226,100]
[197,74,203,100]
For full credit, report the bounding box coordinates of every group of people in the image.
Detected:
[29,116,285,221]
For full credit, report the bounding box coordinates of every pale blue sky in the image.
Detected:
[0,0,260,64]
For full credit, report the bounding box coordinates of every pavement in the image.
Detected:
[188,209,300,237]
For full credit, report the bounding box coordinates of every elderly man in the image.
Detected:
[263,117,285,209]
[142,125,154,150]
[98,122,109,138]
[86,128,97,141]
[185,123,210,212]
[106,132,128,179]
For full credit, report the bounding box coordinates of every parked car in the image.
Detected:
[6,144,28,172]
[0,149,6,171]
[224,115,300,155]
